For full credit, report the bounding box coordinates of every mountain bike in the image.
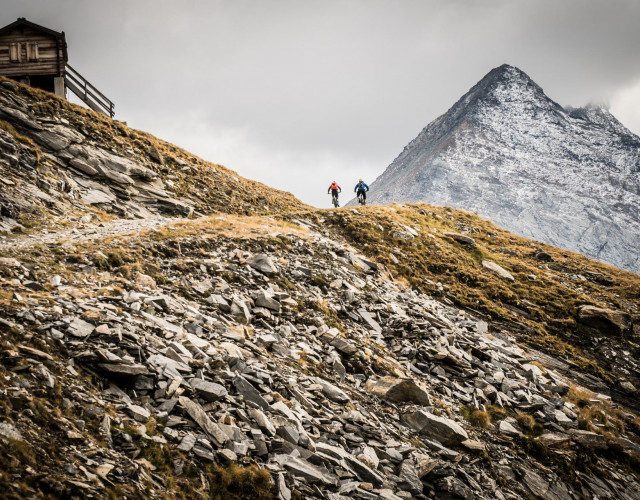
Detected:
[357,192,366,206]
[331,192,340,208]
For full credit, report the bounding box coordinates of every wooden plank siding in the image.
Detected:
[0,26,66,77]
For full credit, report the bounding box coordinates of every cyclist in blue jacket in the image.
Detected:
[354,179,369,204]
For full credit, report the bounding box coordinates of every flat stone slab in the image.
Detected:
[190,378,228,402]
[314,377,350,403]
[67,318,95,338]
[482,261,515,281]
[255,292,281,312]
[358,308,382,333]
[402,410,468,446]
[498,420,522,436]
[178,396,232,446]
[98,363,150,376]
[444,232,476,246]
[277,455,339,487]
[247,254,278,275]
[247,408,276,437]
[232,375,270,409]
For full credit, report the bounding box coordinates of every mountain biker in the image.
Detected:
[354,179,369,203]
[327,181,341,203]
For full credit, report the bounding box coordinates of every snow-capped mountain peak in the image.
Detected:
[364,65,640,273]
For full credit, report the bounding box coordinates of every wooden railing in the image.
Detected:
[64,64,115,118]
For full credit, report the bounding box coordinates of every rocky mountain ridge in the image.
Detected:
[0,77,304,234]
[362,64,640,274]
[0,77,639,499]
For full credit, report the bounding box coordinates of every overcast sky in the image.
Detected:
[3,0,640,207]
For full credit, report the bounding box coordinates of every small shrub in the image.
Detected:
[516,413,542,434]
[520,436,549,462]
[208,463,275,500]
[308,275,329,288]
[486,405,509,421]
[469,410,491,428]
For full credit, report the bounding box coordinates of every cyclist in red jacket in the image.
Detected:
[328,181,341,207]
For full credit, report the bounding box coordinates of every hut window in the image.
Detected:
[9,43,21,62]
[26,42,39,61]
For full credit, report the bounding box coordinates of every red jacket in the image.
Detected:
[328,182,341,193]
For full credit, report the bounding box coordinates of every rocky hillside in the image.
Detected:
[0,77,305,234]
[362,64,640,274]
[1,78,640,499]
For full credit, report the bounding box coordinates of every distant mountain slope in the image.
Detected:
[363,65,640,273]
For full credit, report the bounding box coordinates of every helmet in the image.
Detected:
[359,179,363,182]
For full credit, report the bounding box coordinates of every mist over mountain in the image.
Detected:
[364,64,640,273]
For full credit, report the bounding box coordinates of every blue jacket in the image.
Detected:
[354,181,369,192]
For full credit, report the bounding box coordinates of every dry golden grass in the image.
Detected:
[567,384,595,407]
[469,410,492,428]
[516,413,541,434]
[0,118,37,148]
[149,214,309,241]
[565,384,631,438]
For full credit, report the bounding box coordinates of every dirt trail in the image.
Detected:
[0,216,182,252]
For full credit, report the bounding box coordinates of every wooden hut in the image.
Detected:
[0,18,114,117]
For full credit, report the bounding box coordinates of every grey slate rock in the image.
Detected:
[190,378,228,402]
[277,455,339,487]
[402,410,468,446]
[232,375,270,410]
[365,376,431,405]
[247,254,278,275]
[314,377,350,403]
[178,396,232,446]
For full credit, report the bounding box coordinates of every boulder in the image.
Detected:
[577,305,631,336]
[247,254,278,275]
[444,232,476,246]
[190,378,228,402]
[402,410,468,446]
[482,260,515,281]
[365,376,431,405]
[178,396,232,446]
